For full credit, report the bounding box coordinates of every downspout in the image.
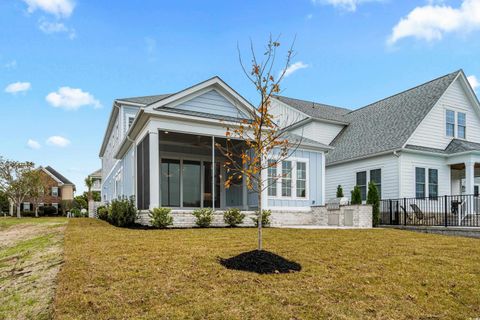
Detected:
[393,149,402,198]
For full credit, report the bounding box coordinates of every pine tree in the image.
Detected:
[367,181,380,226]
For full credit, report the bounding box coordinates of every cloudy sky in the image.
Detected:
[1,0,479,193]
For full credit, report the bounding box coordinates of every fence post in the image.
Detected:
[444,195,448,227]
[403,198,407,226]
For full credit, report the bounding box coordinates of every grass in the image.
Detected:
[54,219,480,319]
[0,217,67,320]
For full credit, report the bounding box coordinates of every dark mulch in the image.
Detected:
[219,250,302,274]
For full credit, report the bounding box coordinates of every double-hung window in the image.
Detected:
[446,110,455,137]
[281,161,292,197]
[415,168,426,198]
[51,187,58,197]
[457,112,466,139]
[267,160,277,197]
[296,162,307,198]
[370,169,382,199]
[428,169,438,199]
[356,171,367,201]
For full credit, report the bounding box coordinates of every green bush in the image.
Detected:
[336,185,344,198]
[41,206,58,216]
[70,208,81,217]
[97,205,109,221]
[21,210,36,217]
[223,208,245,227]
[192,208,213,227]
[149,207,174,228]
[251,209,271,227]
[367,181,380,227]
[351,186,362,205]
[108,197,138,227]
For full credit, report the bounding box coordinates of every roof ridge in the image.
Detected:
[117,93,172,102]
[347,69,462,115]
[274,95,350,112]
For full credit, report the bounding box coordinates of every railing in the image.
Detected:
[380,194,480,227]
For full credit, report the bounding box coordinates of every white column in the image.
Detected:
[465,161,475,215]
[321,152,326,206]
[212,136,215,211]
[149,130,160,210]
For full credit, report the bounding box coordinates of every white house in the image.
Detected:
[272,70,480,204]
[99,77,331,217]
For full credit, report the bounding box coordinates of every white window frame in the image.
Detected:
[128,116,135,129]
[23,202,30,211]
[445,109,455,138]
[51,187,58,197]
[268,158,310,201]
[457,111,466,139]
[444,107,467,140]
[413,165,440,199]
[353,167,383,202]
[52,203,58,209]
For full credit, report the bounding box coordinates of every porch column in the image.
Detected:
[212,136,215,211]
[149,130,160,210]
[465,161,475,215]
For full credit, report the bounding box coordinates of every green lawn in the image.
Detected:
[0,216,67,229]
[54,219,480,319]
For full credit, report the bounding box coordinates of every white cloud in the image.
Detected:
[312,0,382,12]
[282,61,309,78]
[27,139,41,149]
[46,87,102,110]
[46,135,70,147]
[388,0,480,45]
[22,0,75,18]
[4,81,31,94]
[39,20,76,39]
[468,75,479,91]
[4,60,17,69]
[306,13,313,20]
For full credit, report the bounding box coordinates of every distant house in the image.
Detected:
[272,70,480,202]
[21,166,76,213]
[88,169,102,193]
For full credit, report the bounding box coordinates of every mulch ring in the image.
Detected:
[219,250,302,274]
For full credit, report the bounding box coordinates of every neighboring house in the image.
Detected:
[272,69,480,202]
[99,77,330,213]
[88,169,102,192]
[21,166,76,213]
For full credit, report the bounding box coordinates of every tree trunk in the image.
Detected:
[35,205,39,218]
[257,181,263,251]
[16,203,21,218]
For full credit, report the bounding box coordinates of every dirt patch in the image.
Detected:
[0,221,66,320]
[219,250,302,274]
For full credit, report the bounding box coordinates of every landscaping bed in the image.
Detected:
[54,219,480,319]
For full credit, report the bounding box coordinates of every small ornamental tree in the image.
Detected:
[350,186,362,205]
[0,157,35,218]
[26,170,50,217]
[336,185,344,198]
[216,36,301,251]
[367,181,380,226]
[85,176,94,202]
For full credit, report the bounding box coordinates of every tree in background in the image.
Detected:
[0,157,35,218]
[60,200,73,216]
[216,36,300,251]
[367,181,380,226]
[73,195,87,209]
[350,186,362,205]
[336,185,344,198]
[85,176,93,202]
[26,170,50,217]
[0,191,9,214]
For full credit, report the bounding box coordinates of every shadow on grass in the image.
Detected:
[219,250,302,274]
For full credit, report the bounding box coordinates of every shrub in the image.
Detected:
[108,196,137,227]
[351,186,362,205]
[21,210,36,217]
[41,206,58,216]
[73,196,87,210]
[149,207,174,228]
[367,181,380,227]
[97,205,109,221]
[251,210,271,227]
[192,208,213,227]
[70,208,81,217]
[223,208,245,227]
[336,185,344,198]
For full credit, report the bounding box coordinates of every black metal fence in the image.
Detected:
[380,194,480,227]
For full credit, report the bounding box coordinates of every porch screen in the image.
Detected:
[136,135,150,210]
[161,159,180,207]
[182,160,201,207]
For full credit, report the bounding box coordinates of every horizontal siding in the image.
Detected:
[291,121,344,145]
[325,154,399,201]
[270,98,308,128]
[174,89,247,118]
[408,78,480,149]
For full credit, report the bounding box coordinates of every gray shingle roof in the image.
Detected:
[326,70,461,165]
[45,166,75,185]
[283,132,333,150]
[159,107,251,123]
[274,95,350,123]
[405,139,480,155]
[117,94,172,105]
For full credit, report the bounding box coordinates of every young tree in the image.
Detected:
[367,181,380,226]
[336,185,344,198]
[26,170,50,217]
[350,186,362,205]
[0,157,35,218]
[85,176,94,202]
[216,36,301,251]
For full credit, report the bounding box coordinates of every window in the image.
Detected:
[428,169,438,199]
[446,110,455,137]
[128,116,135,128]
[281,161,292,197]
[161,159,180,207]
[296,162,307,198]
[370,169,381,199]
[356,171,367,201]
[52,203,58,210]
[182,160,201,207]
[267,160,277,197]
[51,187,58,197]
[415,167,426,198]
[475,186,479,197]
[458,112,466,139]
[23,202,30,211]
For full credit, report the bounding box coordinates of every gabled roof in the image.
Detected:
[44,166,75,185]
[326,70,462,165]
[117,94,172,105]
[88,169,102,178]
[405,139,480,155]
[273,95,350,123]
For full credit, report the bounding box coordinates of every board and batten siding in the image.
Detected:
[325,153,399,201]
[407,78,480,149]
[268,149,324,208]
[291,121,344,145]
[270,98,308,128]
[172,89,247,118]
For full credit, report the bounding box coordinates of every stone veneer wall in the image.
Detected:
[136,205,372,228]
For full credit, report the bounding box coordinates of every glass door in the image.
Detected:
[183,160,201,207]
[204,162,220,208]
[161,159,180,207]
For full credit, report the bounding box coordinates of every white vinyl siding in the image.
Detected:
[270,98,308,128]
[291,121,345,145]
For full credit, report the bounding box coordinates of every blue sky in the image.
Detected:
[1,0,480,193]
